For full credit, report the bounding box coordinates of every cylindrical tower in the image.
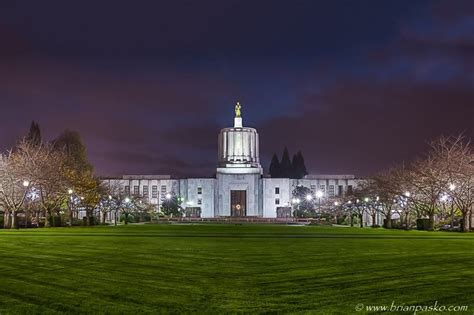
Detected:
[217,104,262,173]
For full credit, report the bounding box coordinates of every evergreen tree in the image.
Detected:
[25,121,42,146]
[53,130,93,173]
[269,153,280,178]
[280,146,292,178]
[292,151,308,179]
[160,193,183,217]
[53,130,98,225]
[291,154,298,178]
[298,151,308,178]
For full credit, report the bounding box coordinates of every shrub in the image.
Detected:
[71,218,82,226]
[383,219,400,229]
[416,218,432,231]
[120,213,136,224]
[81,216,99,226]
[49,216,62,227]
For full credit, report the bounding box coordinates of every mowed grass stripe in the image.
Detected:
[0,224,472,314]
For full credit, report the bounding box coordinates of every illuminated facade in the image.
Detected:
[103,106,364,220]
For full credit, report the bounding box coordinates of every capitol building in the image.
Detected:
[103,105,360,219]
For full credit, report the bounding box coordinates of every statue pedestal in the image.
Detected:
[234,117,242,128]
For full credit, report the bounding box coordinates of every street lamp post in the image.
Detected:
[333,201,339,223]
[67,189,74,226]
[123,197,131,225]
[347,200,354,227]
[403,191,411,228]
[315,190,323,215]
[291,198,300,220]
[448,184,456,228]
[21,180,30,229]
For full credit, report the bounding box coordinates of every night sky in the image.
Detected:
[0,0,472,177]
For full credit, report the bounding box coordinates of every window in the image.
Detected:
[319,185,326,195]
[329,185,335,197]
[197,198,202,205]
[197,187,202,195]
[275,198,280,205]
[338,185,343,196]
[310,185,316,194]
[125,186,130,195]
[152,185,158,198]
[143,185,149,197]
[160,185,167,201]
[133,186,139,196]
[275,187,280,194]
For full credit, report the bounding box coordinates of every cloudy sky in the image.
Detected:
[0,0,472,177]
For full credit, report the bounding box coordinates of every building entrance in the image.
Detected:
[230,190,246,216]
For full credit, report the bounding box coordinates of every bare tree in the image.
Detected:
[102,181,139,225]
[371,167,408,228]
[0,141,47,228]
[430,135,473,232]
[407,154,448,230]
[31,144,69,227]
[342,186,365,227]
[0,154,28,228]
[352,181,378,227]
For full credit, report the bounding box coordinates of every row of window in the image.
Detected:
[125,185,165,199]
[274,185,353,197]
[123,185,203,199]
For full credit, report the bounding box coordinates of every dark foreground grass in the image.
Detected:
[0,224,472,314]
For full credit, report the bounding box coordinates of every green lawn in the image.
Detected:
[0,224,472,314]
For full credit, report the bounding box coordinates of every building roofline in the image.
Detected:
[304,174,356,180]
[100,175,172,180]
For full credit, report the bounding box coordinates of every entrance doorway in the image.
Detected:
[231,190,246,217]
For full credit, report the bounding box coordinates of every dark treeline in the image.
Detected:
[269,146,308,179]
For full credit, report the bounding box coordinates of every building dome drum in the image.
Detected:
[217,104,262,173]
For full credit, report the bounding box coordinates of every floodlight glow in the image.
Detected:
[124,197,130,203]
[23,180,30,187]
[364,197,369,202]
[28,188,39,201]
[295,198,300,204]
[376,196,379,201]
[334,201,339,206]
[347,200,352,204]
[440,194,448,202]
[68,189,73,194]
[108,195,112,200]
[315,190,323,198]
[165,193,172,199]
[305,194,313,201]
[404,191,410,197]
[449,184,456,191]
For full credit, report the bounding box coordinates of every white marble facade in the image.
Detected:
[103,109,360,218]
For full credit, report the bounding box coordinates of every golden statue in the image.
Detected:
[235,101,241,117]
